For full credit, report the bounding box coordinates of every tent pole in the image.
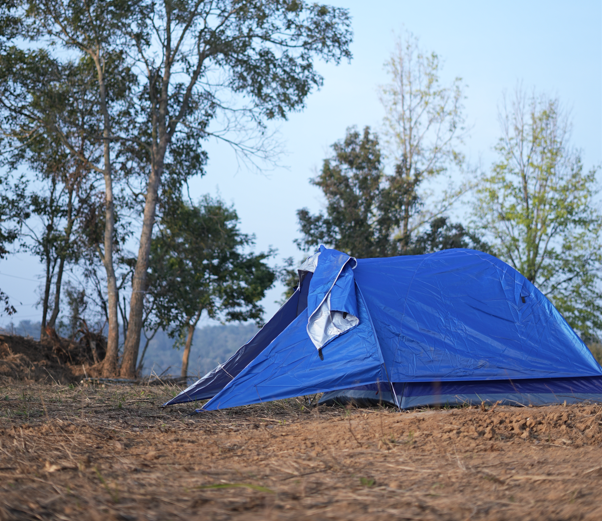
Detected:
[389,380,402,412]
[380,358,402,412]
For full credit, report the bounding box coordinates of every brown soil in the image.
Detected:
[0,334,85,384]
[1,381,601,520]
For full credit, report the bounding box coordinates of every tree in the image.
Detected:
[378,32,467,245]
[116,0,353,378]
[297,127,389,257]
[472,89,602,339]
[145,194,275,378]
[296,126,485,261]
[297,33,472,262]
[278,256,302,302]
[0,1,21,50]
[407,216,489,255]
[2,114,99,337]
[0,173,27,317]
[0,5,134,373]
[0,0,28,313]
[4,1,352,377]
[0,43,134,344]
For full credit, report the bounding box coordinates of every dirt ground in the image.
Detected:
[0,381,601,521]
[0,334,94,385]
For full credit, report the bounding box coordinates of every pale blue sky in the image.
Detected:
[2,0,601,323]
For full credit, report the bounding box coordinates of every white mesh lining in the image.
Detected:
[307,288,359,350]
[298,251,320,274]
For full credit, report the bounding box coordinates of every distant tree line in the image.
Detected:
[1,318,259,377]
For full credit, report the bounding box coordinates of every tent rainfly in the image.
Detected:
[165,246,602,410]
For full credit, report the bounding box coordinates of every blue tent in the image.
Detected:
[165,246,602,410]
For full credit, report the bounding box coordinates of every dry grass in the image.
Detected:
[1,381,602,520]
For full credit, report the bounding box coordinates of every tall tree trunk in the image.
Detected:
[181,324,194,379]
[120,8,203,377]
[47,245,66,331]
[121,46,173,377]
[40,253,52,339]
[181,311,202,378]
[120,161,163,377]
[47,187,75,329]
[94,56,120,377]
[40,179,57,340]
[402,202,410,252]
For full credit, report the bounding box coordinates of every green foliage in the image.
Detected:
[296,127,389,257]
[0,0,353,374]
[0,2,22,49]
[472,90,602,338]
[407,216,489,256]
[108,0,354,208]
[0,173,28,316]
[0,44,123,330]
[295,33,474,272]
[60,282,87,340]
[359,477,376,487]
[0,46,111,162]
[146,194,276,341]
[378,31,467,237]
[296,126,487,261]
[278,257,301,302]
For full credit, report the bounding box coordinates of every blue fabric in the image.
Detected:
[397,376,602,408]
[202,286,388,411]
[296,272,313,315]
[354,249,602,382]
[321,376,602,408]
[329,263,359,318]
[307,246,356,316]
[397,376,602,399]
[169,246,602,411]
[164,280,304,405]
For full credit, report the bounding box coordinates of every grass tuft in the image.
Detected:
[359,477,376,487]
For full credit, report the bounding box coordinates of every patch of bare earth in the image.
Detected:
[1,381,601,520]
